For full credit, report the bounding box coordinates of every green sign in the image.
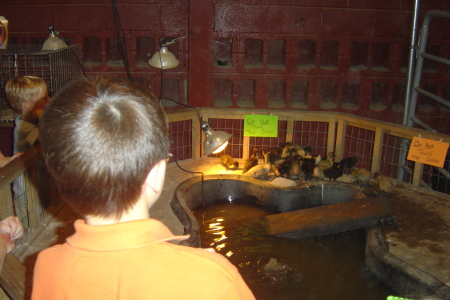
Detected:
[244,115,278,137]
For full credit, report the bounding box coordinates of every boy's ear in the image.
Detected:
[145,159,166,194]
[24,102,34,111]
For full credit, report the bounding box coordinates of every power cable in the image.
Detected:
[111,0,133,82]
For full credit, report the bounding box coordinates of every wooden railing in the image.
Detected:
[0,144,63,299]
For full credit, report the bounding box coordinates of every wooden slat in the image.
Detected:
[265,197,395,238]
[0,145,42,190]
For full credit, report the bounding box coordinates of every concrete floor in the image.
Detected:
[17,159,450,294]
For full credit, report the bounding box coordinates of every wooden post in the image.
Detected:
[372,127,385,173]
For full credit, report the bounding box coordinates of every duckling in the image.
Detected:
[352,168,373,186]
[304,146,313,156]
[245,151,272,178]
[290,157,302,177]
[296,147,306,158]
[281,142,296,158]
[326,151,336,164]
[374,172,393,194]
[317,152,335,170]
[304,152,322,166]
[274,148,297,178]
[313,164,329,180]
[262,149,284,166]
[219,154,239,171]
[338,156,358,174]
[242,147,259,174]
[301,156,317,180]
[336,173,358,183]
[323,162,343,181]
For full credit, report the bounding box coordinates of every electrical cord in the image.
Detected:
[111,0,133,82]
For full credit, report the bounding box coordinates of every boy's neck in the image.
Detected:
[21,108,38,123]
[85,196,150,226]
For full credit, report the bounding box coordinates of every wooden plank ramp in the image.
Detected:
[264,197,395,238]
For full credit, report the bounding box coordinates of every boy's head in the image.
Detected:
[40,76,170,219]
[5,76,49,114]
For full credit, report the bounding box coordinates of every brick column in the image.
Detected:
[188,0,213,107]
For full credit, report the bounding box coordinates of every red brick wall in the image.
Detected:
[2,0,450,129]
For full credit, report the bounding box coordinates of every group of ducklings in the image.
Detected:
[219,141,393,194]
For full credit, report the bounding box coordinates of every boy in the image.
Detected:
[5,76,50,228]
[5,75,50,153]
[32,76,255,299]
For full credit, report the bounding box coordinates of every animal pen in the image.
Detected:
[0,106,450,298]
[0,7,450,298]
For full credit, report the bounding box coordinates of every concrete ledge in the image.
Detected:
[365,223,450,300]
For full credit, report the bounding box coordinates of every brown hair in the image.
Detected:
[5,76,47,113]
[40,76,170,219]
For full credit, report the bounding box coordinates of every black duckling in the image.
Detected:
[262,149,284,166]
[242,147,259,174]
[304,146,313,156]
[323,162,343,181]
[275,148,297,178]
[301,156,317,180]
[219,154,239,171]
[338,156,358,174]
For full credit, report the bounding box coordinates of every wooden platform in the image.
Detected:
[264,196,395,238]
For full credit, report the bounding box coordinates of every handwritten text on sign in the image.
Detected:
[407,136,449,168]
[244,115,278,137]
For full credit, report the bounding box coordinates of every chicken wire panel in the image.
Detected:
[422,149,450,194]
[380,134,414,183]
[169,119,193,161]
[0,44,82,120]
[292,121,328,157]
[343,125,375,170]
[249,120,287,158]
[207,118,244,159]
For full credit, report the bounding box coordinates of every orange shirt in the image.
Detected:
[32,218,255,300]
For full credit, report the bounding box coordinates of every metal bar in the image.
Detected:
[436,167,450,180]
[406,10,450,128]
[402,0,420,125]
[420,52,450,66]
[415,87,450,109]
[410,116,436,132]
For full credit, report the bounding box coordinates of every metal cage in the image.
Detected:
[0,44,82,122]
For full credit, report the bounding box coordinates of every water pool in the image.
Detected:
[192,197,394,300]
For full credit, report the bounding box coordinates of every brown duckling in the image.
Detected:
[242,147,259,174]
[352,168,373,186]
[374,172,393,194]
[219,154,239,171]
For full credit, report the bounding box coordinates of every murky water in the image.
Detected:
[193,197,395,300]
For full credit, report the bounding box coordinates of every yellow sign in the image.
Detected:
[407,136,449,168]
[244,115,278,137]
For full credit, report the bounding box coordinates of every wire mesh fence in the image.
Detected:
[166,109,450,195]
